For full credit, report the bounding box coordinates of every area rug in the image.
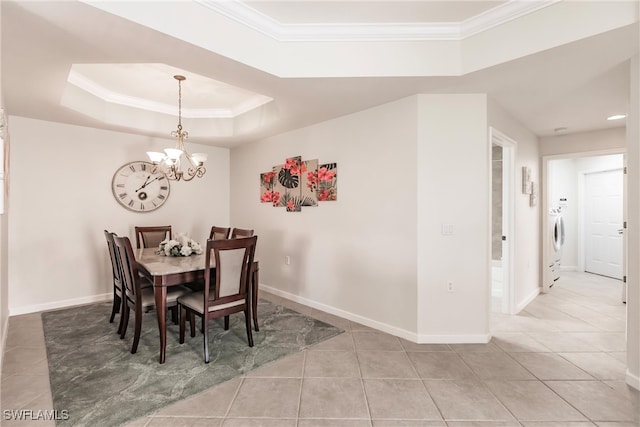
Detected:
[42,299,343,427]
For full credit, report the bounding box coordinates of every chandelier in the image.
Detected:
[146,75,207,181]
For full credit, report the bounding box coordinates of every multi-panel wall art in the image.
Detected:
[260,156,337,212]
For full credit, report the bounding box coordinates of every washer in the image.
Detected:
[547,208,565,287]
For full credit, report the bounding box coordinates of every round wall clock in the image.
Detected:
[111,161,170,212]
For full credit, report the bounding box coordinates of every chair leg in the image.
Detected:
[120,305,130,339]
[117,305,125,336]
[203,315,210,363]
[170,306,179,325]
[189,313,196,337]
[109,292,120,323]
[179,305,186,344]
[131,310,142,354]
[252,268,259,331]
[224,315,229,330]
[244,308,254,347]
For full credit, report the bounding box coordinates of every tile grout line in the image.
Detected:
[294,350,307,427]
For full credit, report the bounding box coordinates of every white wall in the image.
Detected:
[626,54,639,390]
[7,116,230,314]
[231,96,420,338]
[0,0,7,373]
[417,94,490,341]
[487,98,541,311]
[540,127,626,156]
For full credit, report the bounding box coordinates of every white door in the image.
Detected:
[585,169,623,279]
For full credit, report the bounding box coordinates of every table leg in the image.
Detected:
[154,285,168,364]
[252,265,259,331]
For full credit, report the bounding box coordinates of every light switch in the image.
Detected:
[441,224,454,236]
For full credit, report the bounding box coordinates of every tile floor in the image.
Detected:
[1,271,638,427]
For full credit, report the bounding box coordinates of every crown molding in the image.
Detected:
[197,0,559,42]
[461,0,561,38]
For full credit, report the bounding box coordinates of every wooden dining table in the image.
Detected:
[134,248,259,364]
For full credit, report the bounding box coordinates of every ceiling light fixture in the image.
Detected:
[147,75,207,181]
[607,114,626,121]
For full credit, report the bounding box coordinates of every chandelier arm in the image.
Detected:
[181,166,206,182]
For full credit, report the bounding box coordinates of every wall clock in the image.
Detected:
[111,161,170,212]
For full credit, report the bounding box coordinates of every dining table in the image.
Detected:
[134,248,259,364]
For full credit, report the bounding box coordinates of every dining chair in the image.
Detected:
[113,235,190,354]
[230,228,254,238]
[135,225,172,249]
[209,226,231,240]
[104,230,125,334]
[178,236,257,363]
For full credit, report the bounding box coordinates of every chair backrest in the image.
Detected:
[135,226,172,249]
[104,230,121,289]
[209,226,231,240]
[230,228,254,239]
[204,236,257,305]
[113,235,144,302]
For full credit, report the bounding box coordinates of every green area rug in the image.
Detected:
[42,299,343,427]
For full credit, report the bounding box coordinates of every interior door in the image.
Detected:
[584,168,623,279]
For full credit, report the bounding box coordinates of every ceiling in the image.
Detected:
[1,1,637,148]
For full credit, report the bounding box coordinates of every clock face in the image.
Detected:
[111,161,170,212]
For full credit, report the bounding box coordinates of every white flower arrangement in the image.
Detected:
[157,233,203,257]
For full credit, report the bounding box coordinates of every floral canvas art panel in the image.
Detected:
[317,163,337,201]
[260,170,277,203]
[273,156,302,212]
[301,159,318,207]
[259,156,337,212]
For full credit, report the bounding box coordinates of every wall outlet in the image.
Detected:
[285,255,291,265]
[447,281,454,292]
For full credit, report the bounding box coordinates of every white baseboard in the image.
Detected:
[626,369,640,391]
[261,284,491,344]
[516,287,540,313]
[416,333,491,344]
[9,293,112,316]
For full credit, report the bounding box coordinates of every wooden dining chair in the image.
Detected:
[230,228,254,238]
[104,230,124,333]
[178,236,257,363]
[209,226,231,240]
[113,235,190,354]
[135,225,172,249]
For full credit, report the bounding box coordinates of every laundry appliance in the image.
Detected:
[545,208,565,288]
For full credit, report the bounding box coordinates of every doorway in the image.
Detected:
[490,128,515,314]
[544,152,625,294]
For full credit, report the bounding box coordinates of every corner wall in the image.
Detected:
[231,96,420,338]
[416,94,491,341]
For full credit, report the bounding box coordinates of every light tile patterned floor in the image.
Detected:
[1,271,638,426]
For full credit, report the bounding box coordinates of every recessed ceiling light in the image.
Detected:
[607,114,626,121]
[553,127,568,133]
